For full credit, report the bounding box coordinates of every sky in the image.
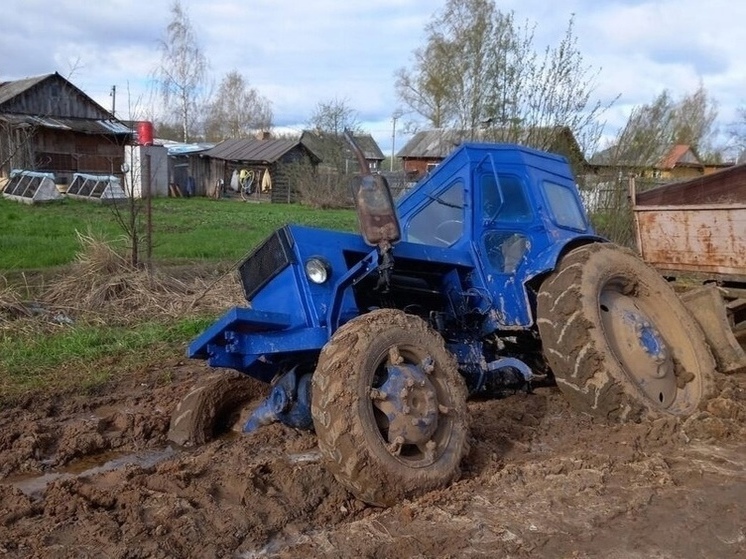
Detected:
[1,0,744,157]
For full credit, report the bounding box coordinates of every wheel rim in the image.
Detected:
[367,345,454,467]
[599,287,681,409]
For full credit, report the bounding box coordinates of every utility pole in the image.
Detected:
[390,110,402,172]
[110,85,116,116]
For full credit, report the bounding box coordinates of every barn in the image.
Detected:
[0,73,132,189]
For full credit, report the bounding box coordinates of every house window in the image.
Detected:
[426,162,438,173]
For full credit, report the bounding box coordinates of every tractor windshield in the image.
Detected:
[406,180,465,247]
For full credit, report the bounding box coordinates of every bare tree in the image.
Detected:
[155,1,209,142]
[309,98,361,136]
[203,71,273,141]
[587,86,720,248]
[672,84,719,158]
[606,85,720,169]
[297,99,363,208]
[395,0,609,155]
[394,39,456,129]
[729,105,746,158]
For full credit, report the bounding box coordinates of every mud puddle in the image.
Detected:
[7,446,178,499]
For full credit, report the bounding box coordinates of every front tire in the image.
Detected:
[168,372,257,446]
[537,243,715,421]
[311,309,469,506]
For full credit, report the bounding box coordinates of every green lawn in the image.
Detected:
[0,196,358,404]
[0,196,358,270]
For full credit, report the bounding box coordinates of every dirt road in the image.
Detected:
[1,357,745,558]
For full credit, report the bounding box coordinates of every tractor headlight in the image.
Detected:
[305,257,331,284]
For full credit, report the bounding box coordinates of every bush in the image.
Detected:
[288,161,354,209]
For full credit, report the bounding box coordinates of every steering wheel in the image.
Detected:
[434,219,463,246]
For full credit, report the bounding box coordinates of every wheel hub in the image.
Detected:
[599,291,677,407]
[372,360,439,446]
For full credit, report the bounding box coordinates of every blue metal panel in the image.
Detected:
[188,307,292,359]
[232,327,328,356]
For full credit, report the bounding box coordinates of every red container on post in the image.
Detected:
[136,121,154,146]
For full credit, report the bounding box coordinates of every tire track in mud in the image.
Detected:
[1,363,746,558]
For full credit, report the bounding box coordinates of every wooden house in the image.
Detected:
[0,73,132,186]
[588,143,731,183]
[299,131,385,172]
[201,138,321,203]
[397,126,585,181]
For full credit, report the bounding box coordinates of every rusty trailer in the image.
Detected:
[630,168,746,374]
[633,202,746,282]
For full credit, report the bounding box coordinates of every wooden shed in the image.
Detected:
[0,73,132,186]
[299,130,385,172]
[201,138,320,203]
[397,126,585,181]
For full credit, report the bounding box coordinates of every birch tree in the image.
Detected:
[395,0,608,155]
[155,1,209,142]
[204,71,273,141]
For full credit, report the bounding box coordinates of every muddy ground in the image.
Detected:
[1,258,745,558]
[1,347,745,558]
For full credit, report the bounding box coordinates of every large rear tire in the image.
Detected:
[537,243,716,421]
[311,309,469,506]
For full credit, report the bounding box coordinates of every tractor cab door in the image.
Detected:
[473,158,536,329]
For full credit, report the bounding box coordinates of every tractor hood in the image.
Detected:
[188,223,476,380]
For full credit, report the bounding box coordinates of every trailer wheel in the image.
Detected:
[168,372,258,447]
[311,309,469,506]
[537,243,716,421]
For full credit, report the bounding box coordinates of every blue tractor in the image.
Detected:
[172,137,715,506]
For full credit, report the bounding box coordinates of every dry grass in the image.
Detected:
[0,279,30,321]
[7,231,245,328]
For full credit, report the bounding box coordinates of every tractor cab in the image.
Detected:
[396,142,598,329]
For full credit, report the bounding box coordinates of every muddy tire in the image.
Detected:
[537,243,716,421]
[168,372,257,446]
[311,309,469,506]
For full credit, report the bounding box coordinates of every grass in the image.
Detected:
[0,196,358,270]
[0,316,216,405]
[0,195,357,405]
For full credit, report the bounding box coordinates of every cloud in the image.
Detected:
[1,0,744,155]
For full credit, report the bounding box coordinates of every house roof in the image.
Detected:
[203,138,319,163]
[397,126,585,164]
[0,72,131,136]
[0,74,51,106]
[397,129,465,159]
[300,131,385,162]
[658,144,701,169]
[590,143,703,170]
[0,113,131,135]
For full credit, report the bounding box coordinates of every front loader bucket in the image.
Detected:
[681,285,746,375]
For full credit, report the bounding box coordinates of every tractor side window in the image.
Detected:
[482,174,532,223]
[407,181,464,247]
[543,181,587,230]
